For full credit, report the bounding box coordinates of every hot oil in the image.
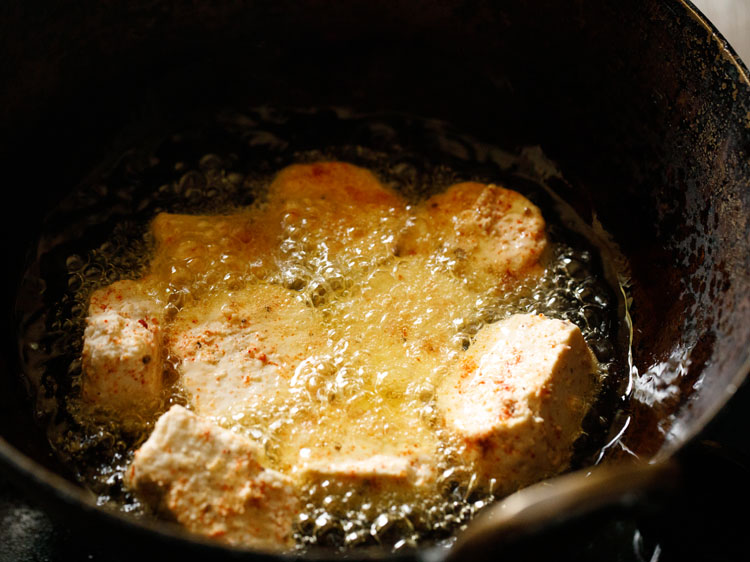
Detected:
[17,108,629,551]
[276,242,616,550]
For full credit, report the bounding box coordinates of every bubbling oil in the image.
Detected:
[19,108,629,552]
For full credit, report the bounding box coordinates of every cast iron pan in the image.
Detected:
[1,0,749,560]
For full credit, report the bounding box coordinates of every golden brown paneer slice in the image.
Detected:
[81,280,164,412]
[267,162,408,272]
[167,283,326,421]
[149,208,281,294]
[299,454,436,509]
[397,182,548,291]
[437,313,599,496]
[126,405,300,550]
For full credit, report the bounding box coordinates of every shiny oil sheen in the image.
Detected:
[17,108,630,552]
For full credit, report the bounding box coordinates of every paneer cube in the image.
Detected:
[267,162,407,271]
[397,182,548,291]
[299,454,435,507]
[81,280,163,411]
[126,405,300,550]
[149,208,280,292]
[437,313,599,495]
[167,283,326,421]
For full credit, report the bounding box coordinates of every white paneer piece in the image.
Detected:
[81,280,163,411]
[397,182,548,292]
[167,283,325,420]
[299,454,435,504]
[437,313,599,495]
[126,405,300,550]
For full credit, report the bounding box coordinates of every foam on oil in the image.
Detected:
[17,108,629,551]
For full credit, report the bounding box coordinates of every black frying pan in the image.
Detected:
[1,0,749,560]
